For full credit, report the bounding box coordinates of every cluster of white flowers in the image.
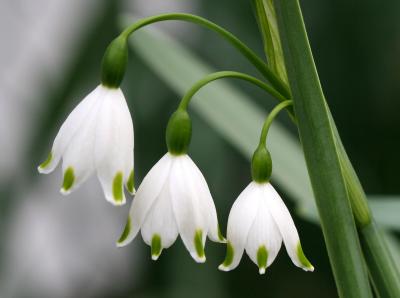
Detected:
[38,36,313,274]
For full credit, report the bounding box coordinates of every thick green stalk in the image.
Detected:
[273,0,372,296]
[360,221,400,298]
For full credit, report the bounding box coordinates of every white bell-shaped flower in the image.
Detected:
[37,84,135,206]
[219,181,314,274]
[117,152,225,262]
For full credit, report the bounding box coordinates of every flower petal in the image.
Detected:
[169,155,207,263]
[116,153,172,247]
[141,182,179,260]
[245,194,282,274]
[186,156,225,243]
[218,182,260,272]
[38,85,101,174]
[264,183,314,271]
[94,88,133,205]
[60,89,104,194]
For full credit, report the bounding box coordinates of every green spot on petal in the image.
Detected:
[117,217,131,244]
[217,225,225,242]
[297,242,314,270]
[39,152,53,169]
[151,234,162,259]
[194,229,205,258]
[126,169,135,194]
[257,245,268,272]
[62,167,75,191]
[112,171,123,203]
[222,241,234,267]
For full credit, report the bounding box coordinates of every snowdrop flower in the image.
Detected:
[38,36,135,205]
[117,109,225,262]
[219,142,314,274]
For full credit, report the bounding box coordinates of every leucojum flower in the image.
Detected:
[117,109,225,262]
[219,101,314,274]
[37,36,135,205]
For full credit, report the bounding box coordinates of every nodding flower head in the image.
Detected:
[38,84,135,206]
[116,153,225,262]
[219,181,314,274]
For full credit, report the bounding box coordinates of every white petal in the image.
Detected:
[218,182,260,272]
[246,194,282,274]
[116,153,172,247]
[264,183,314,271]
[94,87,133,205]
[186,157,225,243]
[169,155,207,263]
[38,85,101,174]
[141,182,179,260]
[60,89,104,194]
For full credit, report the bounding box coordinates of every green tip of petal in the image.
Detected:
[217,225,226,242]
[222,241,234,267]
[297,242,314,271]
[151,234,162,260]
[61,167,75,193]
[112,171,124,203]
[126,169,135,194]
[257,245,268,274]
[38,152,53,170]
[194,229,205,260]
[117,217,131,245]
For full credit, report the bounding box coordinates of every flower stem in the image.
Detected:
[119,13,290,99]
[258,100,293,146]
[177,71,287,110]
[273,0,373,296]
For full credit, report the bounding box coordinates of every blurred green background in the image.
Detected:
[1,0,399,297]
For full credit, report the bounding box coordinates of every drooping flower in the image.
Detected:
[117,152,225,262]
[38,36,134,205]
[37,84,135,205]
[219,181,314,274]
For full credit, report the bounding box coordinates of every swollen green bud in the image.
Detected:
[166,109,192,155]
[101,36,128,88]
[251,145,272,183]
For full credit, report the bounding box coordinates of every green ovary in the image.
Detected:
[62,167,75,191]
[112,171,124,203]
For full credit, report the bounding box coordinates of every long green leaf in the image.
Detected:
[274,0,372,296]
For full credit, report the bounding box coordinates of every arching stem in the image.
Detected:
[119,13,290,99]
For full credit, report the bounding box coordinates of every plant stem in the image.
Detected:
[259,100,293,146]
[119,13,290,98]
[177,71,287,110]
[273,0,373,296]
